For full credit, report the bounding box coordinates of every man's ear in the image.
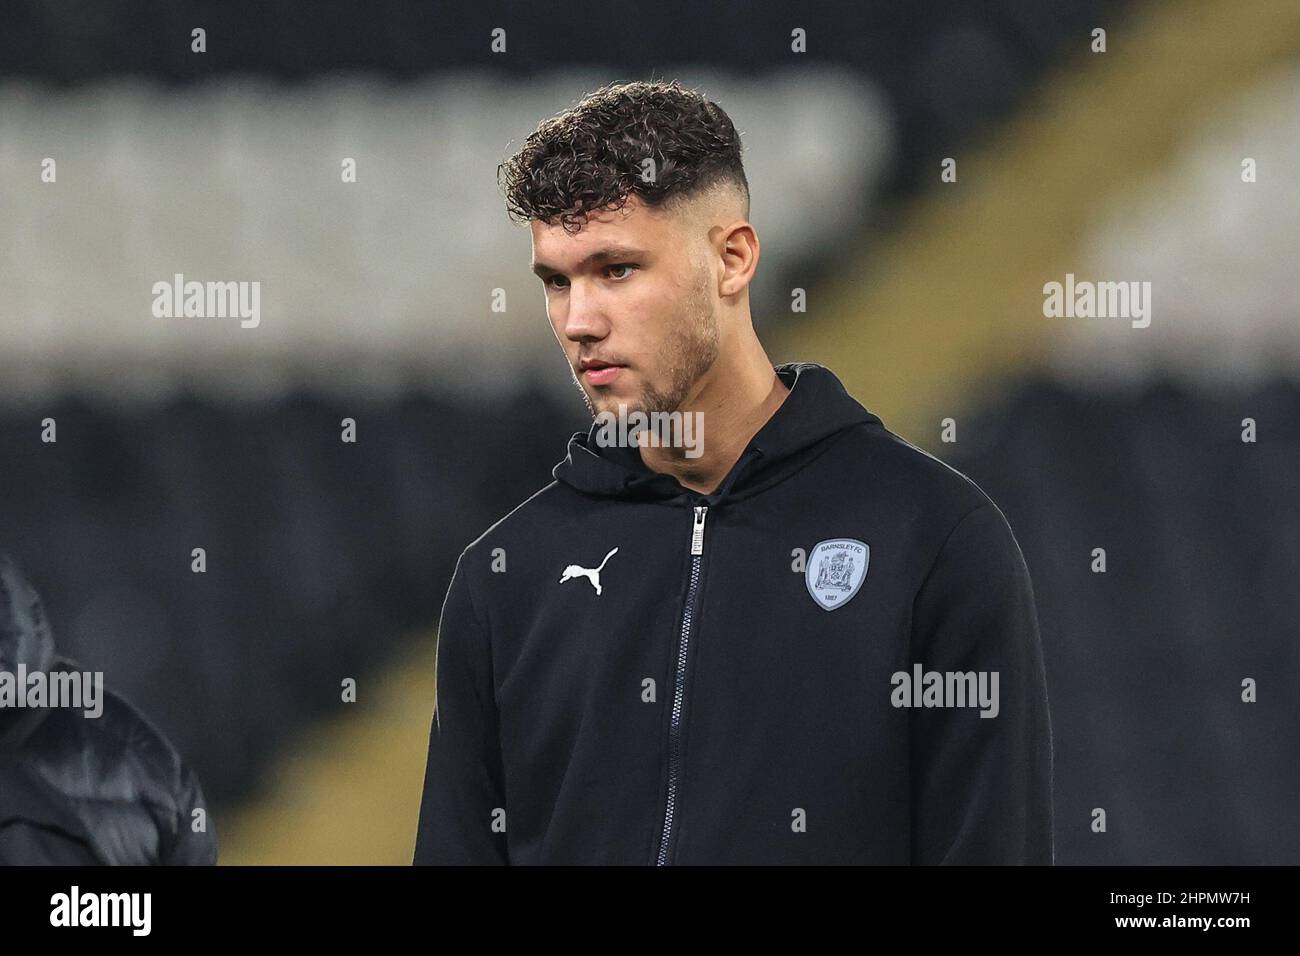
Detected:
[717,221,759,298]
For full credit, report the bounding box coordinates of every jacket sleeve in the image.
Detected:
[413,549,510,865]
[908,501,1054,864]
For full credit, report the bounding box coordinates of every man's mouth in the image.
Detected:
[579,359,626,387]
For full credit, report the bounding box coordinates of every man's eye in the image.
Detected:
[606,264,637,280]
[545,275,569,290]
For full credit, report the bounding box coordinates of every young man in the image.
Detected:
[415,80,1053,865]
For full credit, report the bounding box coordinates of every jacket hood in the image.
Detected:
[552,362,881,503]
[0,554,57,748]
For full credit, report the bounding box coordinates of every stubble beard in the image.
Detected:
[584,269,719,423]
[640,276,720,416]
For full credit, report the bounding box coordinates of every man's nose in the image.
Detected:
[562,280,608,341]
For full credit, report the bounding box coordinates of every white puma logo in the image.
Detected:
[559,547,619,596]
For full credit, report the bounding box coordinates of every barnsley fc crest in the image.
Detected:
[805,538,869,611]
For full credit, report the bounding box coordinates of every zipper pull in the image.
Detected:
[690,505,708,555]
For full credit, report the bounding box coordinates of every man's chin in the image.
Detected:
[590,398,646,420]
[581,380,641,418]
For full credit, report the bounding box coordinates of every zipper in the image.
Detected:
[656,503,708,865]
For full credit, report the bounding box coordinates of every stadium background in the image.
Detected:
[1,0,1297,864]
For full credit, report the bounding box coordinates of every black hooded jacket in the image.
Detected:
[415,362,1054,864]
[0,555,217,865]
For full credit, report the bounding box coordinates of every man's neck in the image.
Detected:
[639,347,790,495]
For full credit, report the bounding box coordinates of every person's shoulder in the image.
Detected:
[63,673,184,777]
[837,419,995,520]
[457,479,574,562]
[26,663,192,806]
[835,422,1030,589]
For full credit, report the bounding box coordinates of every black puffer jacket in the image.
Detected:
[0,754,100,864]
[0,554,217,865]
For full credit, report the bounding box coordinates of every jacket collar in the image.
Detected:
[552,362,880,503]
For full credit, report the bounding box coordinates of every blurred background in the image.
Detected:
[0,0,1296,863]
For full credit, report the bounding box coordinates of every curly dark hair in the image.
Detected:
[498,79,749,234]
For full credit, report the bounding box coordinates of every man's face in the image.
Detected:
[530,194,720,418]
